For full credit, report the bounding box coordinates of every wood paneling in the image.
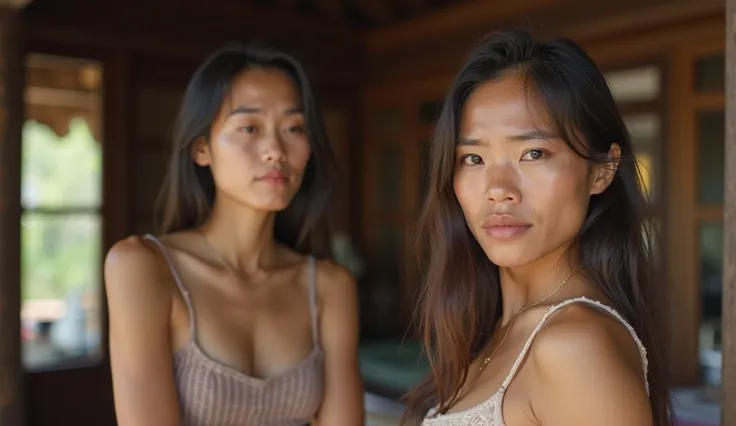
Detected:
[102,49,131,279]
[26,367,115,426]
[0,7,24,426]
[315,0,344,19]
[128,57,188,230]
[360,14,725,108]
[363,0,724,85]
[403,0,427,15]
[364,0,560,52]
[353,0,393,23]
[665,47,700,385]
[723,0,736,423]
[323,107,353,233]
[26,0,352,40]
[558,0,723,42]
[23,0,363,89]
[585,16,724,68]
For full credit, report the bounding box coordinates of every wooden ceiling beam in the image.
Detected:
[562,0,723,41]
[352,0,393,23]
[30,0,353,38]
[403,0,427,15]
[363,0,724,85]
[365,0,560,52]
[315,0,344,19]
[0,0,33,9]
[23,0,364,90]
[274,0,300,12]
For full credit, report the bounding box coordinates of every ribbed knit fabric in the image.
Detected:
[145,234,323,426]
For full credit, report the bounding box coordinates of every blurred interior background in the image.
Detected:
[0,0,732,425]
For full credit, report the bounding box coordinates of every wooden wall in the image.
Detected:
[0,6,26,426]
[723,0,736,423]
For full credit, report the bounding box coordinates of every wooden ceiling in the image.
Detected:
[248,0,471,28]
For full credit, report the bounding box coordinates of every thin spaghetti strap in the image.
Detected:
[142,234,197,338]
[500,297,650,396]
[307,256,319,346]
[499,306,554,393]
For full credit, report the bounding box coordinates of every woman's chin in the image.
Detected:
[485,248,539,269]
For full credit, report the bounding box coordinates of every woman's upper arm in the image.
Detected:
[530,315,652,426]
[313,262,364,426]
[104,236,181,426]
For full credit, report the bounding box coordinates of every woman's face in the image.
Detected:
[453,74,617,268]
[193,67,311,212]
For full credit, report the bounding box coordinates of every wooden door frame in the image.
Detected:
[0,7,26,426]
[20,36,131,426]
[722,1,736,424]
[666,36,728,388]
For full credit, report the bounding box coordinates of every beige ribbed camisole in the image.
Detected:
[145,234,324,426]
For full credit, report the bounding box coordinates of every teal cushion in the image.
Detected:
[359,340,430,393]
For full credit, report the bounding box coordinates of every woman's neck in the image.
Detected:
[498,247,581,325]
[200,195,278,273]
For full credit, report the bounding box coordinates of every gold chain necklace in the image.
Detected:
[478,272,575,373]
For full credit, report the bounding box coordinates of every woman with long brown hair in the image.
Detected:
[405,29,672,426]
[104,45,363,426]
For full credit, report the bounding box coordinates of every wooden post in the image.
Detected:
[724,0,736,424]
[0,3,26,426]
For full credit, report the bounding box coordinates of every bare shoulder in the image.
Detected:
[106,235,157,268]
[531,302,645,376]
[314,258,358,301]
[529,302,652,425]
[104,235,173,304]
[312,258,359,336]
[105,235,182,426]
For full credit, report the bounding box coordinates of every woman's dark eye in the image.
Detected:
[462,154,482,166]
[521,149,547,161]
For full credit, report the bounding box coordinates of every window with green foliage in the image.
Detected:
[20,118,103,371]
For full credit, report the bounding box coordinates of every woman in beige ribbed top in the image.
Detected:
[403,29,672,426]
[104,44,363,426]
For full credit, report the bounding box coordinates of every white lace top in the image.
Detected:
[421,297,650,426]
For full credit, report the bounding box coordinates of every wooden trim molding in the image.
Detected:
[0,0,32,9]
[364,0,559,53]
[664,47,701,385]
[693,92,726,109]
[695,207,726,221]
[721,0,736,423]
[362,14,725,94]
[0,7,25,426]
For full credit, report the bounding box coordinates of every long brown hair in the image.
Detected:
[404,29,672,425]
[155,44,338,258]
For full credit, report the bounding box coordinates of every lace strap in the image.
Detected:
[500,297,649,396]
